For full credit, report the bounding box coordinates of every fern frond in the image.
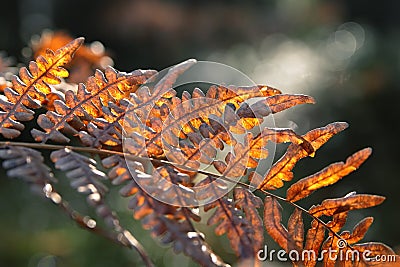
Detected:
[0,38,83,138]
[263,196,291,251]
[77,59,196,149]
[309,192,385,217]
[209,128,314,181]
[287,148,372,202]
[304,220,325,267]
[233,187,264,254]
[32,67,156,143]
[0,146,56,191]
[196,177,257,263]
[257,122,349,190]
[51,148,108,196]
[103,155,229,267]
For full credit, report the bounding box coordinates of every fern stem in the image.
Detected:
[0,141,351,251]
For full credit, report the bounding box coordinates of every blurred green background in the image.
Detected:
[0,0,399,266]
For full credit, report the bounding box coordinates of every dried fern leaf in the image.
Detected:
[263,196,289,251]
[304,220,325,267]
[346,217,374,245]
[0,146,56,191]
[326,211,348,233]
[102,155,229,267]
[196,177,256,262]
[309,192,385,217]
[257,121,349,190]
[51,148,136,233]
[32,67,156,143]
[132,85,283,159]
[287,148,372,202]
[78,59,196,149]
[288,208,304,252]
[234,187,264,253]
[206,197,255,260]
[0,38,83,139]
[51,148,108,201]
[246,94,315,115]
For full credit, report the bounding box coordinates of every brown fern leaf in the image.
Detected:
[233,188,264,253]
[206,197,255,260]
[196,177,257,262]
[31,67,156,143]
[31,31,112,83]
[102,155,229,267]
[288,208,304,253]
[287,148,372,202]
[50,149,134,231]
[346,217,374,244]
[77,59,196,149]
[309,192,385,217]
[146,90,314,162]
[0,146,56,192]
[257,121,349,190]
[241,94,315,117]
[51,148,108,200]
[205,127,314,184]
[327,211,349,233]
[263,196,290,251]
[0,38,83,139]
[132,84,283,158]
[304,220,325,267]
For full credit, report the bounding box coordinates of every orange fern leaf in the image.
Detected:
[257,122,349,190]
[102,155,229,267]
[32,67,156,143]
[286,147,372,202]
[0,38,83,139]
[309,192,385,217]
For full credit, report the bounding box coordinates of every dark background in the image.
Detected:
[0,0,399,266]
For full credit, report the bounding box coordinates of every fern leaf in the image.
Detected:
[233,187,264,252]
[206,197,255,260]
[133,85,283,158]
[32,67,156,143]
[286,148,372,202]
[0,146,56,191]
[0,38,83,139]
[245,94,315,115]
[196,177,256,262]
[51,148,108,200]
[102,155,229,267]
[346,217,374,245]
[288,208,304,252]
[309,192,385,217]
[263,196,289,251]
[304,220,325,267]
[77,59,196,149]
[257,122,349,190]
[326,211,348,233]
